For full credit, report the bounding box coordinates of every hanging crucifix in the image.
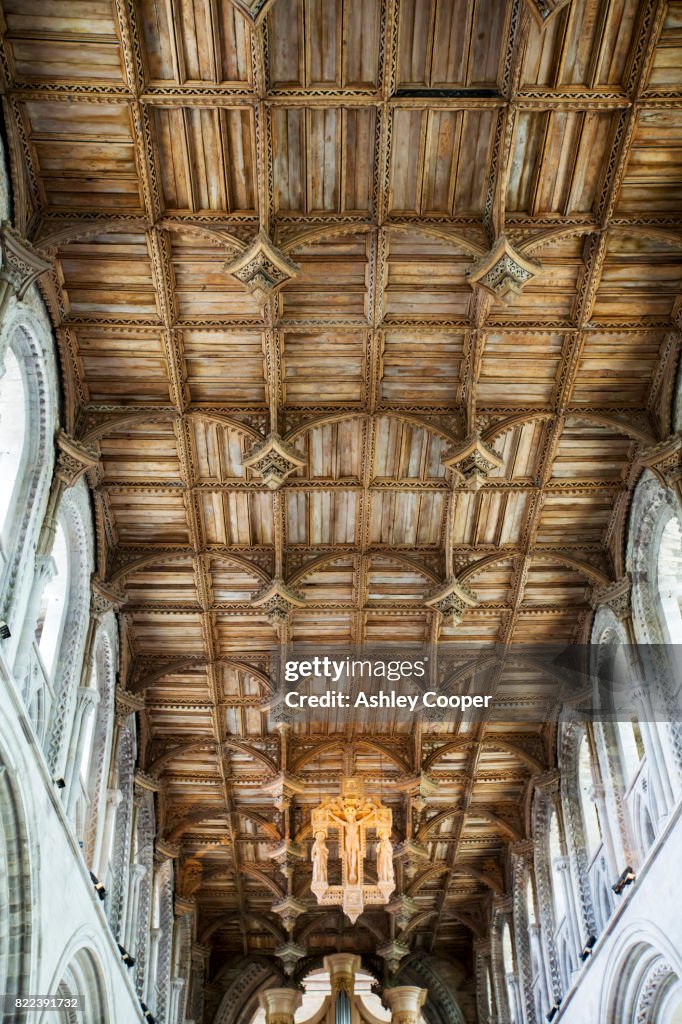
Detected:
[310,777,395,923]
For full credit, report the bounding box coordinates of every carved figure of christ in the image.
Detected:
[328,804,375,885]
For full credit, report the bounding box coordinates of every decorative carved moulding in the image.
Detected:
[262,771,307,810]
[91,576,126,619]
[114,686,145,724]
[378,939,411,975]
[134,769,162,794]
[243,432,306,490]
[525,0,572,29]
[259,987,302,1024]
[224,231,299,306]
[268,838,306,877]
[55,430,100,487]
[425,576,479,628]
[251,577,306,625]
[442,431,504,490]
[466,236,541,304]
[640,432,682,492]
[0,222,51,317]
[274,941,307,977]
[230,0,277,26]
[271,894,307,935]
[383,985,428,1024]
[591,574,632,621]
[387,894,419,931]
[393,839,430,879]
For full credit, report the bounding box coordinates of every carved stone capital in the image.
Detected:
[383,985,428,1024]
[225,231,299,306]
[55,430,100,487]
[324,953,361,1000]
[466,236,541,304]
[442,431,504,490]
[76,685,100,714]
[510,838,535,860]
[425,575,478,627]
[258,987,303,1024]
[243,432,306,490]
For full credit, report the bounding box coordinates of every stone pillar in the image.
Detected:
[383,986,427,1024]
[97,787,122,881]
[633,686,674,819]
[323,953,360,1000]
[589,782,618,877]
[146,927,163,1008]
[258,988,302,1024]
[555,856,580,974]
[65,685,100,816]
[124,862,147,954]
[169,976,185,1024]
[14,553,56,691]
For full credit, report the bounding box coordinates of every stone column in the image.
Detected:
[97,787,122,881]
[65,685,100,816]
[555,856,580,974]
[14,553,56,692]
[323,953,361,1000]
[258,988,302,1024]
[383,986,427,1024]
[124,862,147,954]
[589,782,618,877]
[633,686,674,819]
[146,927,163,1008]
[169,976,185,1024]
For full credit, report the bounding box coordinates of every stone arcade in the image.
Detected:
[0,1,682,1023]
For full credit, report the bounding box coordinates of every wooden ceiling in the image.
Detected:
[2,0,681,1011]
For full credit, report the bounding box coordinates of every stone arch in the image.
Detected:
[0,306,58,631]
[602,927,682,1024]
[0,752,33,1024]
[83,615,118,870]
[47,941,112,1024]
[45,480,95,774]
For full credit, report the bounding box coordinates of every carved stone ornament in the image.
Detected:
[252,577,306,625]
[55,430,100,487]
[524,0,572,29]
[258,987,303,1024]
[442,431,504,490]
[242,432,306,490]
[310,777,395,923]
[274,941,307,977]
[0,222,52,315]
[383,985,428,1024]
[377,939,411,975]
[224,231,299,306]
[425,576,479,627]
[591,574,632,621]
[466,236,541,304]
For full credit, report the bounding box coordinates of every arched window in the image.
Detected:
[35,519,69,679]
[548,811,566,924]
[0,346,27,542]
[577,736,601,858]
[617,717,645,789]
[657,515,682,643]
